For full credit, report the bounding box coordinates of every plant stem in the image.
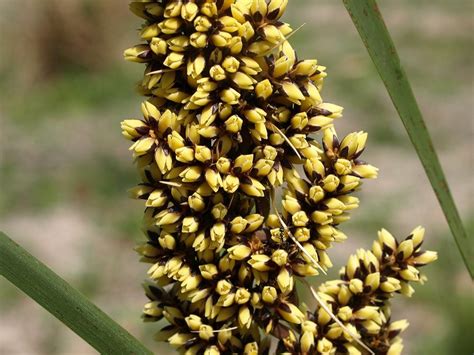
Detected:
[342,0,473,278]
[0,232,152,354]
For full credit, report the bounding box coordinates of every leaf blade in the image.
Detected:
[342,0,474,277]
[0,232,152,354]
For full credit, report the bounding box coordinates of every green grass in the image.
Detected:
[2,65,140,127]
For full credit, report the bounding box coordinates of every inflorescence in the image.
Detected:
[121,1,436,354]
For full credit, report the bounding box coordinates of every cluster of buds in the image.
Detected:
[280,227,437,354]
[121,1,435,354]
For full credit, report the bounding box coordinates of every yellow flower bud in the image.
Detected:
[211,31,232,47]
[346,254,360,279]
[181,1,198,21]
[180,166,202,182]
[237,305,252,329]
[199,264,218,280]
[188,192,206,212]
[397,239,414,260]
[222,56,240,73]
[194,15,212,32]
[254,79,273,100]
[182,216,199,233]
[339,175,360,193]
[220,88,241,104]
[211,203,228,220]
[240,177,265,197]
[235,288,251,304]
[205,169,222,192]
[334,158,352,176]
[311,211,332,225]
[262,286,278,304]
[378,228,397,251]
[292,211,309,227]
[412,250,438,266]
[195,145,212,163]
[159,18,183,34]
[267,0,288,20]
[168,333,192,347]
[318,102,344,118]
[389,319,409,333]
[143,301,162,318]
[189,31,208,48]
[364,272,380,291]
[120,119,147,140]
[337,306,352,322]
[240,57,261,75]
[131,137,155,156]
[155,209,181,226]
[245,214,264,232]
[228,36,243,54]
[167,35,189,52]
[271,250,288,267]
[185,314,202,331]
[167,131,185,151]
[223,114,243,133]
[181,274,201,292]
[211,222,226,242]
[317,338,333,354]
[410,226,425,248]
[277,267,293,294]
[243,342,258,355]
[204,346,220,355]
[282,195,301,214]
[233,154,254,173]
[244,108,266,124]
[352,163,379,179]
[197,324,214,341]
[187,55,206,78]
[216,279,233,296]
[261,24,283,44]
[209,64,226,81]
[200,1,217,17]
[231,72,255,90]
[248,254,271,272]
[380,277,401,293]
[277,302,304,324]
[354,306,380,322]
[158,233,176,250]
[198,125,219,138]
[387,341,404,355]
[400,265,420,281]
[230,3,249,23]
[229,216,246,234]
[127,184,153,200]
[281,81,305,103]
[164,1,182,18]
[175,146,194,163]
[124,45,151,63]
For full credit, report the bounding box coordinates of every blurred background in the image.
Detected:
[0,0,472,354]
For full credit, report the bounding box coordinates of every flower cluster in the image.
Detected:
[280,227,437,354]
[121,1,435,354]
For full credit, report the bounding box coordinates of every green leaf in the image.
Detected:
[342,0,473,278]
[0,232,152,354]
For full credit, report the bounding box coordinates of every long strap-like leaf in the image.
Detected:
[0,232,152,354]
[342,0,473,277]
